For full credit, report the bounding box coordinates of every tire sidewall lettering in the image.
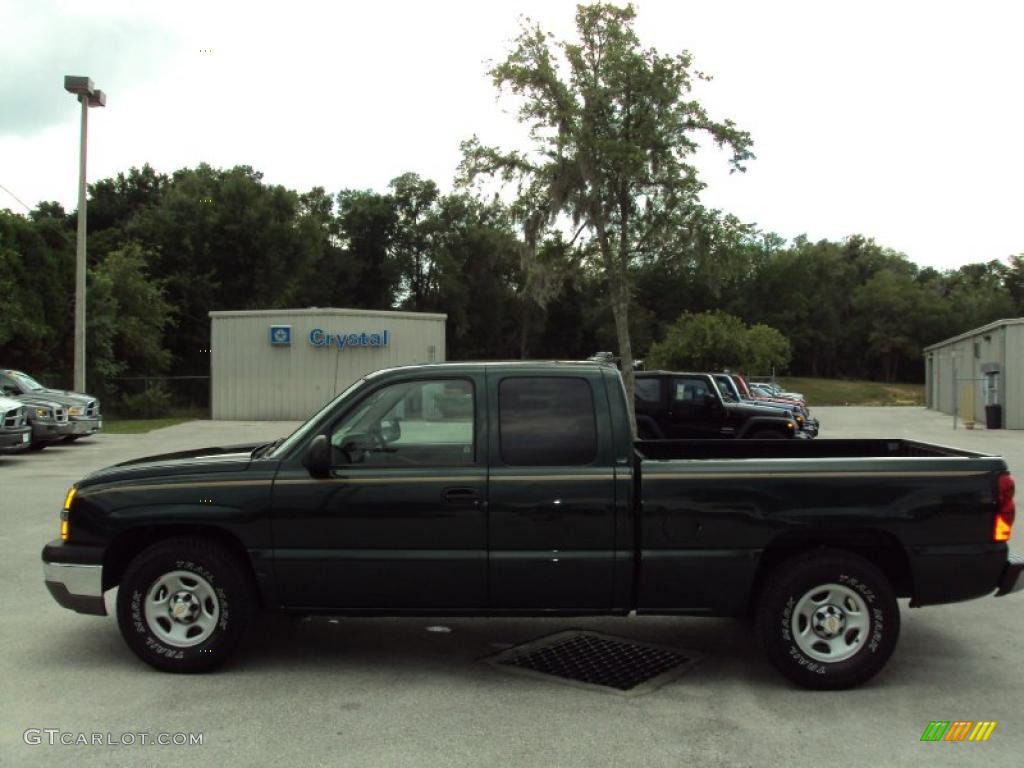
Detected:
[776,569,888,676]
[132,557,230,661]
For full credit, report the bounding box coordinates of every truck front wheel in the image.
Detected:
[755,549,899,689]
[116,538,254,672]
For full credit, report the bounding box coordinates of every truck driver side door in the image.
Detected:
[270,373,488,611]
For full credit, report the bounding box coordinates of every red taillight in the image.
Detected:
[995,472,1015,542]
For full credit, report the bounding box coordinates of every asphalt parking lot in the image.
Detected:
[2,408,1022,767]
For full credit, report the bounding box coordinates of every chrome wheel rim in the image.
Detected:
[791,583,869,663]
[143,570,220,648]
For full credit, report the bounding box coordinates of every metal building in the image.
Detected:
[923,318,1024,429]
[210,308,446,420]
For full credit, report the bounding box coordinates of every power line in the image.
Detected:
[0,182,32,212]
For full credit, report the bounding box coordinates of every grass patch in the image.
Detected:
[102,416,201,434]
[775,377,924,407]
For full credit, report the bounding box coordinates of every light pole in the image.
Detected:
[63,76,105,393]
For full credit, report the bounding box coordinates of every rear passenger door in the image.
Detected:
[486,372,618,611]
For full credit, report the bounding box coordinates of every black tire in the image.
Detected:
[755,549,899,690]
[28,442,47,452]
[116,537,255,673]
[750,429,785,439]
[63,435,81,443]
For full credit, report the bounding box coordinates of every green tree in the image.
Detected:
[86,243,174,394]
[422,193,525,359]
[335,189,402,309]
[745,323,791,375]
[0,209,73,380]
[459,3,753,409]
[851,269,927,381]
[646,310,750,371]
[1005,254,1024,313]
[390,173,440,311]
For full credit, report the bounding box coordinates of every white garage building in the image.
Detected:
[924,318,1024,429]
[210,308,447,420]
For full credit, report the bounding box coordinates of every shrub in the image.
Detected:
[117,382,173,418]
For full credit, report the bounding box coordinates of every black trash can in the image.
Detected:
[985,404,1003,429]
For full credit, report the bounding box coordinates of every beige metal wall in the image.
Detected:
[1007,324,1024,429]
[210,308,446,420]
[925,320,1022,428]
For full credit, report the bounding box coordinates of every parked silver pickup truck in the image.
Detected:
[17,396,74,450]
[0,394,31,453]
[0,369,101,441]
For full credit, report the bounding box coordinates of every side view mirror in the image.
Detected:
[380,417,401,443]
[303,434,331,477]
[703,394,720,408]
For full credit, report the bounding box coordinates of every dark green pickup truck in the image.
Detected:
[42,362,1021,689]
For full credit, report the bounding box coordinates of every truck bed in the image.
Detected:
[636,438,990,461]
[634,438,1008,616]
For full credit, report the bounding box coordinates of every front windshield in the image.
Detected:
[10,371,44,390]
[714,376,738,402]
[268,377,368,458]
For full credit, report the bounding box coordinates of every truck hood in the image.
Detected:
[7,392,66,410]
[724,402,797,420]
[78,443,260,489]
[0,394,24,411]
[29,388,96,406]
[739,398,798,415]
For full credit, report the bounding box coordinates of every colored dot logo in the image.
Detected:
[200,198,213,204]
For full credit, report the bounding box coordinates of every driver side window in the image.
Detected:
[329,378,475,467]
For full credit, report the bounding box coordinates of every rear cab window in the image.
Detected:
[498,377,598,466]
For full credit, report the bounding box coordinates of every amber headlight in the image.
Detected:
[68,407,82,416]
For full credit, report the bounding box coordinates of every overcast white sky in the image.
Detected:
[1,0,1021,270]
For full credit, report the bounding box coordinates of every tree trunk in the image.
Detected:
[593,222,635,422]
[609,270,634,419]
[519,298,531,359]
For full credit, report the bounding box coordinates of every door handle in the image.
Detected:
[443,487,483,507]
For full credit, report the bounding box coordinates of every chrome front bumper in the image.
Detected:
[31,420,75,443]
[0,426,32,452]
[43,559,106,615]
[68,417,102,436]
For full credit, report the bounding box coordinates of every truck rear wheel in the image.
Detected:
[116,537,254,673]
[755,549,899,689]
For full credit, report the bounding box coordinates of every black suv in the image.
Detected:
[634,371,804,439]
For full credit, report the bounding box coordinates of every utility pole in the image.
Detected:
[63,76,106,392]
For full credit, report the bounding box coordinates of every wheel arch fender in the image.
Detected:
[635,415,665,439]
[103,524,269,607]
[748,529,914,613]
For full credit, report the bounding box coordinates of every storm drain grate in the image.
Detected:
[488,630,699,695]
